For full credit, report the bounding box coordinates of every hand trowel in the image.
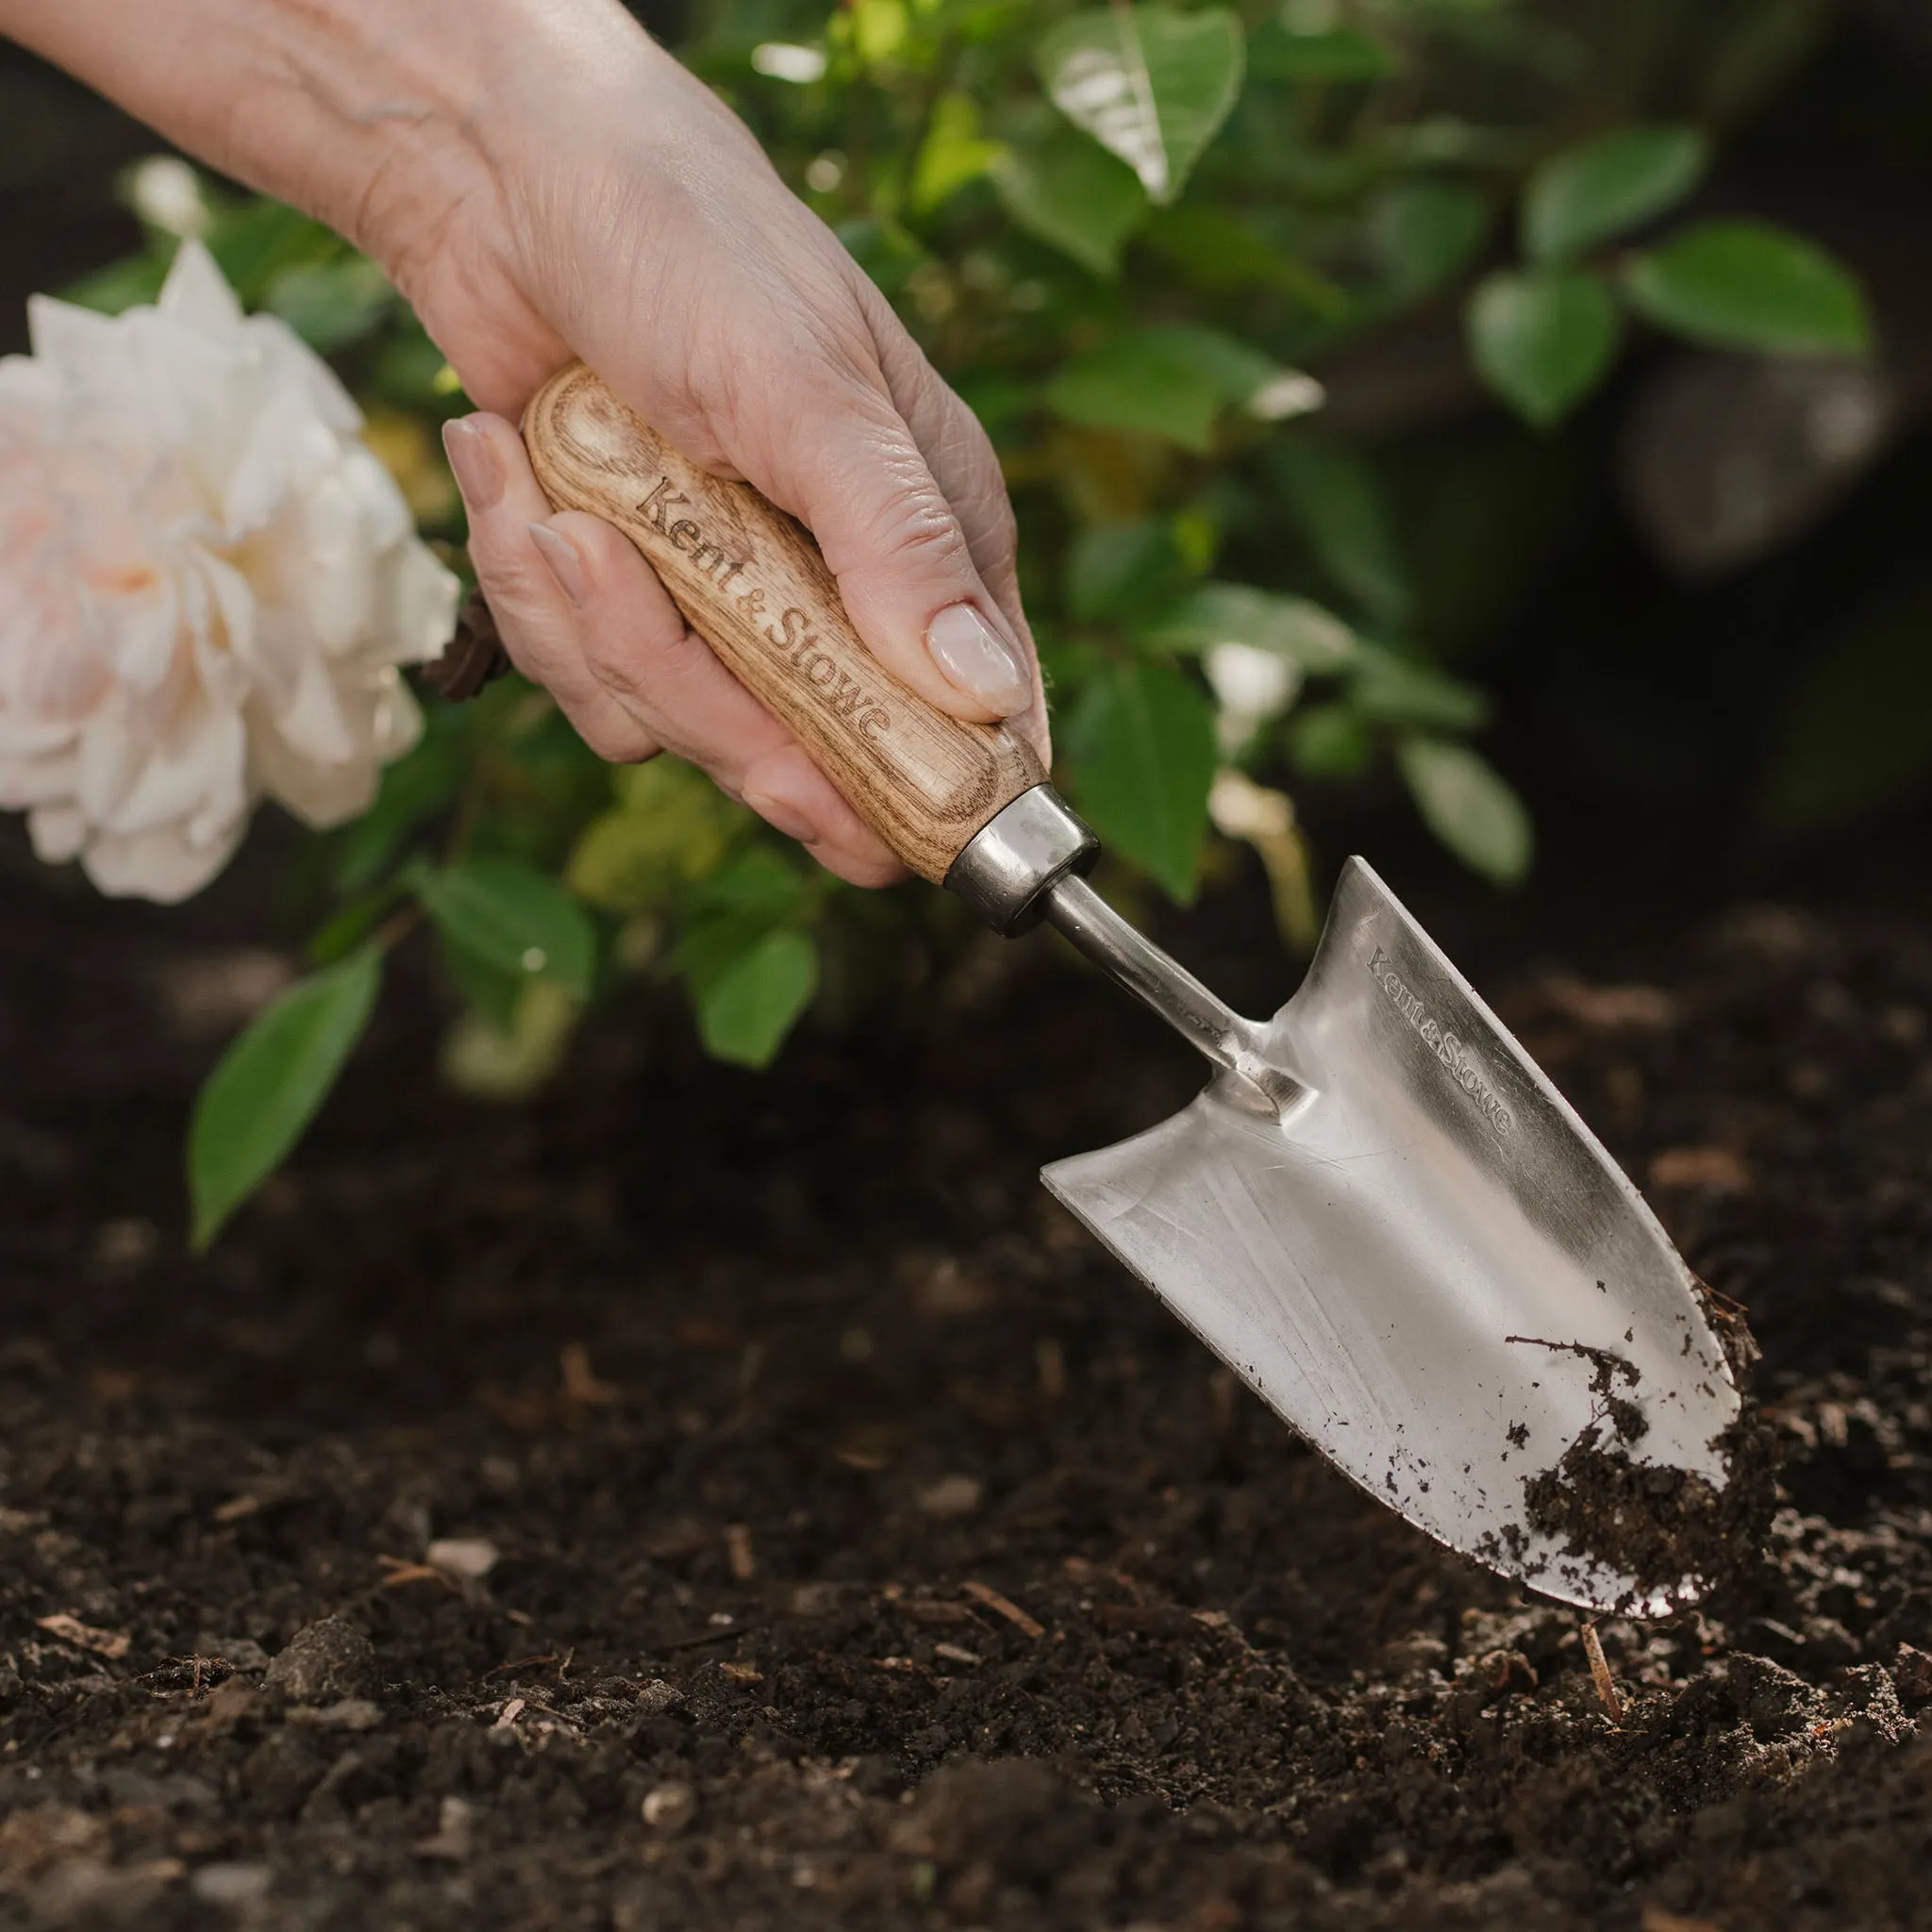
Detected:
[522,365,1746,1617]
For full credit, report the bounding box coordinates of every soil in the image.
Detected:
[3,860,1931,1932]
[1519,1411,1781,1614]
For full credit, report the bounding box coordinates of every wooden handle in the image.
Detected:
[521,363,1044,884]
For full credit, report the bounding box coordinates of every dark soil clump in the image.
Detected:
[3,884,1932,1927]
[1523,1414,1780,1610]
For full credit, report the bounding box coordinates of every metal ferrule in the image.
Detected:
[944,784,1100,936]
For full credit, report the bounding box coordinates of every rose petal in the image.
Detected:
[83,814,242,902]
[158,239,245,333]
[27,801,89,862]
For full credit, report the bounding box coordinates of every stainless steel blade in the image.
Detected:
[1041,858,1741,1615]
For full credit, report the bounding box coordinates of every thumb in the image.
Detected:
[761,387,1036,729]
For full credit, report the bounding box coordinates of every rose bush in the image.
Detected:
[6,1,1875,1246]
[0,242,458,901]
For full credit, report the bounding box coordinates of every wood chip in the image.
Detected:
[427,1537,500,1581]
[560,1342,619,1406]
[724,1523,757,1581]
[212,1495,263,1524]
[1582,1621,1623,1725]
[932,1641,982,1667]
[718,1661,762,1686]
[1648,1144,1752,1195]
[915,1474,983,1519]
[35,1613,130,1660]
[492,1697,526,1729]
[961,1580,1043,1638]
[899,1599,974,1624]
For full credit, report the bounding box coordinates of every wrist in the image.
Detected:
[3,0,664,288]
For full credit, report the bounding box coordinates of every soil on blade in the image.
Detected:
[3,877,1931,1929]
[1522,1412,1781,1610]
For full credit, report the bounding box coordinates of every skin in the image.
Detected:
[1,0,1048,887]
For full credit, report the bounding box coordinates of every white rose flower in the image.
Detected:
[0,242,458,903]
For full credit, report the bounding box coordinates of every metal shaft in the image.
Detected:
[1042,875,1302,1112]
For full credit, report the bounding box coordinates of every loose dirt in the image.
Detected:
[3,875,1930,1929]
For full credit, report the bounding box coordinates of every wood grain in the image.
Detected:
[521,363,1044,883]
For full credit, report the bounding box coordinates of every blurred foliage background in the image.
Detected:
[2,0,1930,1237]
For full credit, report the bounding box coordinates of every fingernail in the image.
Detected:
[925,603,1031,715]
[528,522,587,605]
[743,789,822,844]
[441,417,504,512]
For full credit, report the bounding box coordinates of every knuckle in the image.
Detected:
[471,539,557,618]
[580,628,654,703]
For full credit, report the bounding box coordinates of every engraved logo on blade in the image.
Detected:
[1367,944,1513,1135]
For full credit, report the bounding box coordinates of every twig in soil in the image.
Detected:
[724,1524,757,1581]
[1582,1622,1623,1725]
[376,1555,458,1592]
[962,1581,1044,1638]
[657,1622,763,1654]
[486,1654,565,1678]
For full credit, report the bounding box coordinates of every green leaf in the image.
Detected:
[1396,736,1532,887]
[440,930,524,1034]
[1466,268,1620,427]
[1068,658,1218,901]
[332,717,465,895]
[1370,180,1491,304]
[1623,220,1870,355]
[263,255,395,352]
[410,856,597,999]
[849,0,909,67]
[188,945,381,1248]
[1761,589,1932,829]
[1141,205,1347,310]
[1038,4,1245,207]
[1523,125,1708,265]
[1067,519,1199,622]
[1141,582,1357,675]
[1349,645,1489,732]
[61,248,169,315]
[1046,325,1303,452]
[1268,442,1411,627]
[1289,703,1373,778]
[691,928,820,1070]
[910,92,1006,215]
[673,847,817,991]
[205,198,324,305]
[1248,20,1395,82]
[991,127,1147,276]
[566,758,747,913]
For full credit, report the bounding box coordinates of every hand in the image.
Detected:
[405,17,1045,888]
[2,0,1043,887]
